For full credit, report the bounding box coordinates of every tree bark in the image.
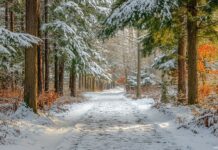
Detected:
[10,11,14,32]
[5,2,9,29]
[178,15,187,103]
[92,77,96,91]
[20,11,25,31]
[10,9,15,91]
[84,74,87,90]
[187,0,198,104]
[54,44,59,93]
[44,0,49,92]
[24,0,40,113]
[70,70,77,97]
[78,74,82,91]
[37,7,43,95]
[81,74,84,91]
[83,74,86,91]
[58,57,65,95]
[136,30,141,98]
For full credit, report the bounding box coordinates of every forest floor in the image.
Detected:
[0,88,218,150]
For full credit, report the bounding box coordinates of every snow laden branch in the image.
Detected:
[0,27,41,54]
[102,0,178,37]
[152,50,177,71]
[42,0,111,79]
[42,21,77,38]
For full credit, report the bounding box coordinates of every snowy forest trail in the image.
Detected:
[57,90,183,150]
[49,88,217,150]
[1,88,217,150]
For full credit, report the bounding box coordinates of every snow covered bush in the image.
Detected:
[127,70,157,87]
[152,49,177,103]
[152,49,177,72]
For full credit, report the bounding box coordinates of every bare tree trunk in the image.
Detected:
[85,74,87,91]
[24,0,40,113]
[83,74,86,91]
[187,0,198,105]
[70,70,76,97]
[78,74,82,91]
[10,9,15,91]
[54,44,59,93]
[37,7,43,95]
[81,74,84,91]
[44,0,49,92]
[58,57,65,95]
[136,30,141,98]
[5,2,9,29]
[89,76,91,91]
[87,76,90,91]
[10,11,14,31]
[161,72,168,103]
[122,45,128,92]
[20,11,25,31]
[92,77,96,91]
[38,45,43,94]
[178,14,187,103]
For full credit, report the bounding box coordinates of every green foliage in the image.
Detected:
[43,0,111,80]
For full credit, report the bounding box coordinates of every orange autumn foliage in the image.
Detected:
[38,91,59,109]
[197,44,218,100]
[198,44,217,60]
[117,76,126,84]
[198,43,218,73]
[216,85,218,94]
[0,89,23,100]
[199,85,212,100]
[208,70,218,75]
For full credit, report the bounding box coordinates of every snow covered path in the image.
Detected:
[1,88,217,150]
[59,92,183,150]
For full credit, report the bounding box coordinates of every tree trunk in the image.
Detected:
[20,11,25,31]
[80,74,84,91]
[10,11,14,31]
[54,44,59,93]
[92,77,96,91]
[78,74,81,91]
[70,70,77,97]
[10,10,15,91]
[58,57,65,95]
[161,72,168,103]
[136,30,141,98]
[38,45,43,94]
[178,15,187,103]
[44,0,49,92]
[187,0,198,104]
[89,76,92,91]
[83,74,86,91]
[85,74,87,91]
[24,0,40,113]
[37,7,43,95]
[5,2,9,29]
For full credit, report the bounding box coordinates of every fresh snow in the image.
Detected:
[0,27,41,54]
[106,0,177,26]
[0,88,218,150]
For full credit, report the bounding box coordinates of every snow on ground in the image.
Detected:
[0,87,218,150]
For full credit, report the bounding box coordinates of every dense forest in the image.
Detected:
[0,0,218,149]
